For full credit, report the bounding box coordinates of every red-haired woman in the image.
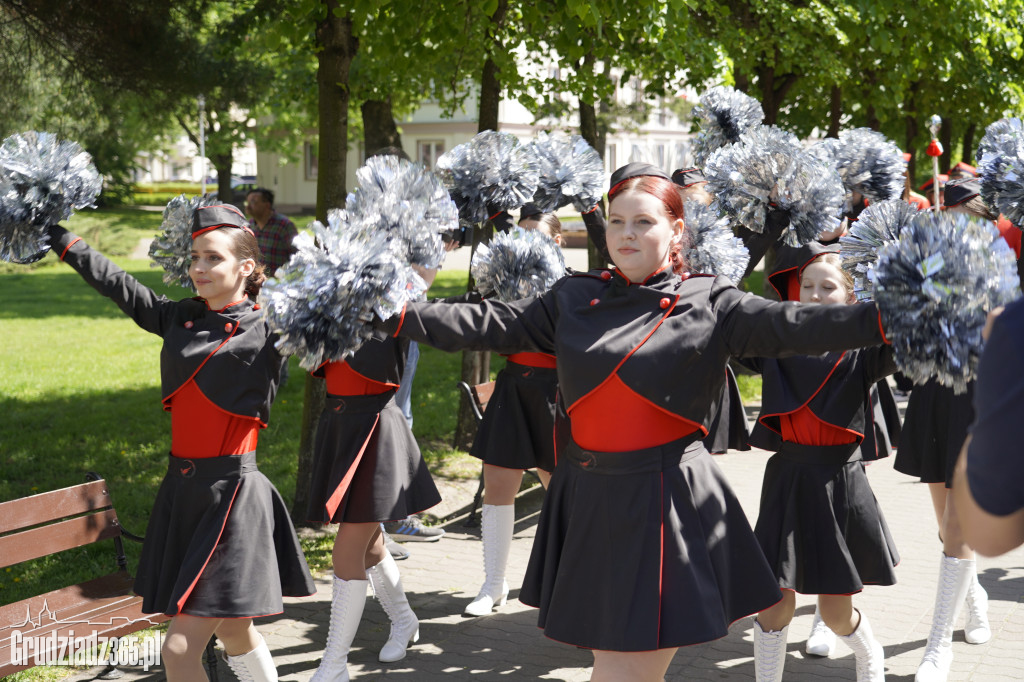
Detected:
[375,172,889,681]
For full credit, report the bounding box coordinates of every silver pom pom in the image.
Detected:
[831,128,906,209]
[804,137,841,168]
[775,150,845,246]
[470,226,565,302]
[148,194,219,290]
[525,131,604,212]
[435,130,539,227]
[705,124,842,247]
[682,200,749,285]
[0,131,102,263]
[691,86,765,169]
[840,199,920,302]
[344,155,457,268]
[873,211,1020,393]
[261,210,426,369]
[976,117,1024,227]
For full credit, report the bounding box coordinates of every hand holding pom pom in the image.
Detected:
[470,227,566,302]
[436,130,539,231]
[525,132,604,213]
[872,211,1020,393]
[261,210,426,369]
[0,131,102,264]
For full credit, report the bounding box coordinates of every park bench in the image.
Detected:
[0,473,218,679]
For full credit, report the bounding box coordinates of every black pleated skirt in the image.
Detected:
[519,436,782,651]
[895,378,974,486]
[469,360,558,472]
[307,391,441,524]
[754,443,899,595]
[703,365,752,454]
[134,453,316,618]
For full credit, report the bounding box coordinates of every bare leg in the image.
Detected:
[163,614,220,681]
[332,521,385,580]
[482,464,526,506]
[592,648,677,682]
[818,594,856,636]
[536,468,552,489]
[756,589,796,632]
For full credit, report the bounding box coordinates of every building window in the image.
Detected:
[305,142,318,180]
[605,143,617,174]
[418,140,445,170]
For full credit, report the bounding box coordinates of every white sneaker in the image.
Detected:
[805,607,837,657]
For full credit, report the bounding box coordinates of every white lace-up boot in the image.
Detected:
[915,555,973,682]
[753,619,788,682]
[225,635,277,682]
[838,610,885,682]
[963,569,991,644]
[310,576,367,682]
[805,605,837,657]
[366,553,420,662]
[464,504,513,616]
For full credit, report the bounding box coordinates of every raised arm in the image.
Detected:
[47,224,174,336]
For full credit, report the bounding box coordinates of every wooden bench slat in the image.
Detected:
[0,510,122,568]
[0,480,112,534]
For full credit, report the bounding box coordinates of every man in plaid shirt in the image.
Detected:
[245,188,298,275]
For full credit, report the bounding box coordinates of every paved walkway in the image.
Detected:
[65,406,1023,681]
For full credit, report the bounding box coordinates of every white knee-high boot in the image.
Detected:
[366,552,420,663]
[225,634,277,682]
[963,567,991,644]
[753,619,788,682]
[805,604,837,657]
[310,576,367,682]
[838,610,885,682]
[915,555,973,682]
[464,504,513,617]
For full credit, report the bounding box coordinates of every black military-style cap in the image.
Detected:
[943,178,981,207]
[192,204,254,239]
[671,167,706,188]
[608,162,670,195]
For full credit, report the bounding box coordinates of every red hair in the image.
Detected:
[608,175,689,274]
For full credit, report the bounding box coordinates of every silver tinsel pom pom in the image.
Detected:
[873,211,1020,393]
[436,130,539,227]
[839,199,920,301]
[148,194,218,290]
[775,151,845,245]
[976,117,1024,227]
[344,155,457,268]
[692,86,765,169]
[0,131,102,263]
[705,125,840,244]
[804,137,840,168]
[682,199,749,285]
[260,210,425,368]
[831,128,905,208]
[525,131,604,212]
[470,226,565,302]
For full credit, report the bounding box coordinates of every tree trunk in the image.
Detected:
[293,1,358,521]
[212,153,233,204]
[753,64,798,126]
[826,86,842,138]
[577,51,607,271]
[940,116,952,177]
[962,123,977,165]
[362,97,402,154]
[905,114,919,191]
[453,0,508,450]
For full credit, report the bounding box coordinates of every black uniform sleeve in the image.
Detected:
[860,343,899,383]
[715,281,885,359]
[487,208,515,233]
[581,206,609,264]
[966,302,1024,516]
[47,224,175,336]
[377,289,558,355]
[739,208,790,279]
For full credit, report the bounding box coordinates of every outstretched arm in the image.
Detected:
[47,224,174,336]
